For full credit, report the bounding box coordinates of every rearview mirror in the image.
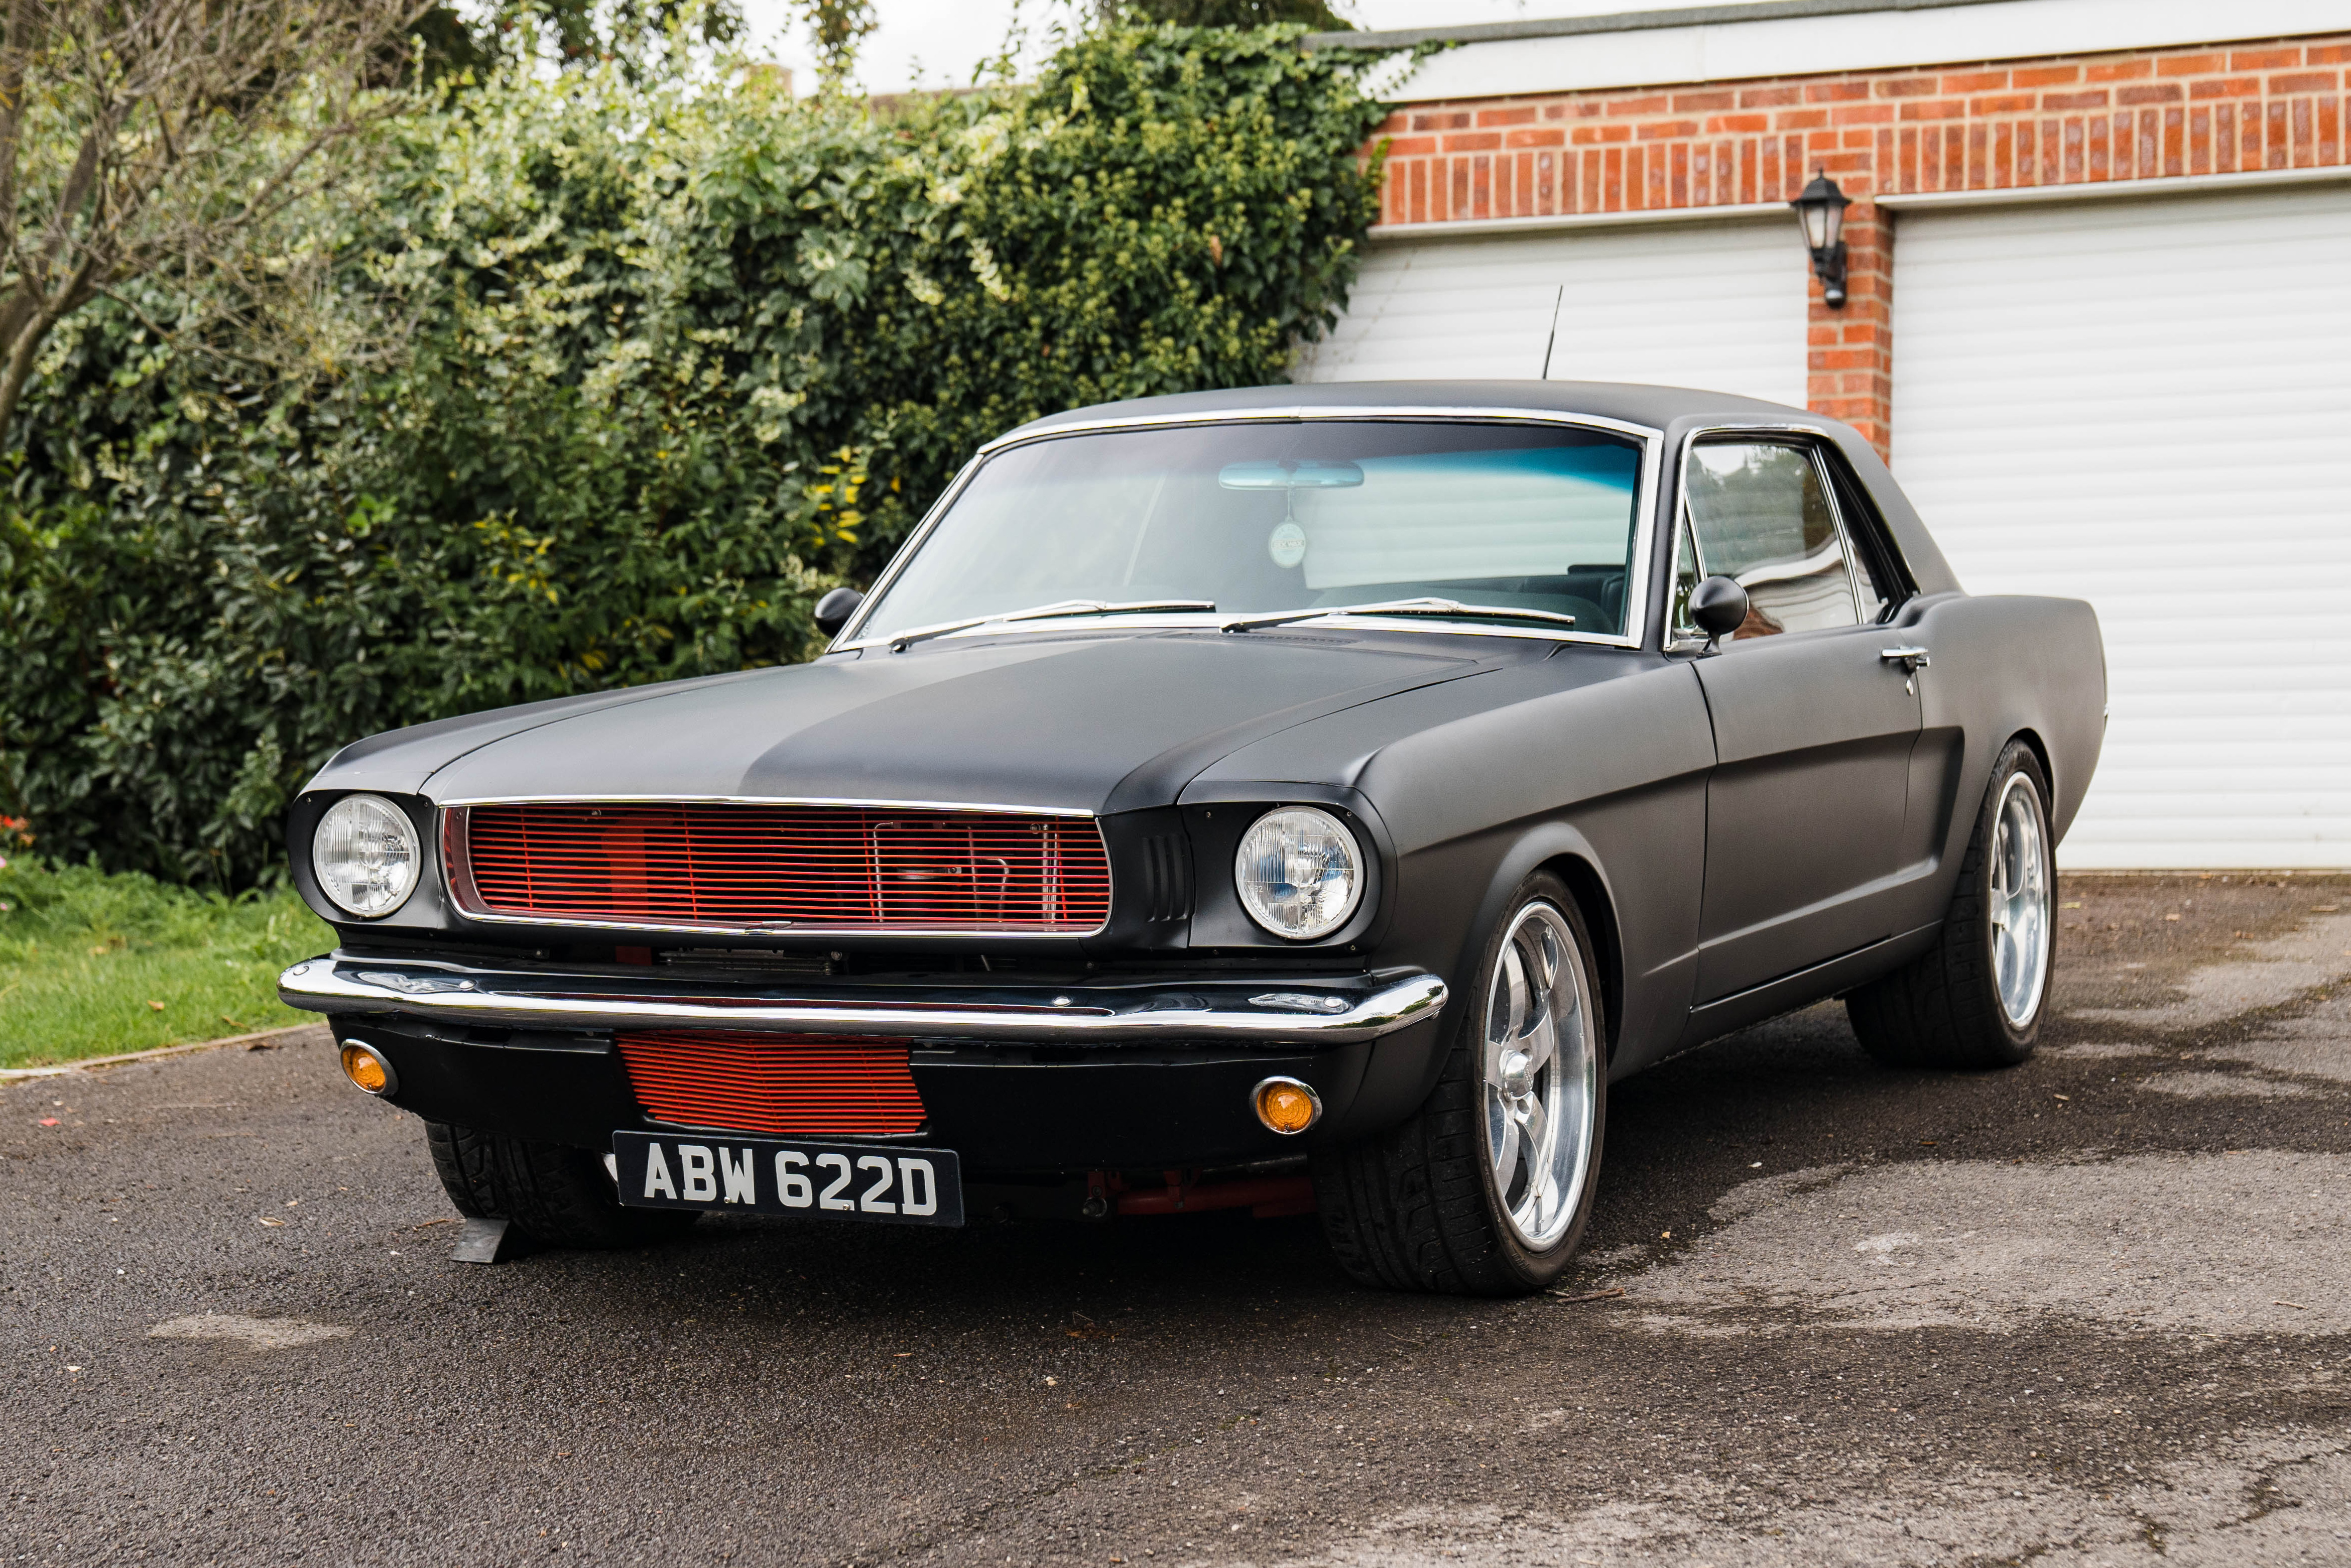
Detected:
[1217,460,1365,491]
[813,586,865,637]
[1689,574,1749,647]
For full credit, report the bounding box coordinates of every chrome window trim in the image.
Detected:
[836,408,1666,653]
[437,797,1112,940]
[1668,420,1864,645]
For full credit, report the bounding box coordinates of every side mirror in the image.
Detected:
[813,586,865,638]
[1689,574,1749,648]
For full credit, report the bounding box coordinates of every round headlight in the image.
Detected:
[311,794,420,918]
[1234,806,1364,941]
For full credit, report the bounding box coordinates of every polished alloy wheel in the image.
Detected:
[1988,771,2052,1027]
[1480,901,1599,1250]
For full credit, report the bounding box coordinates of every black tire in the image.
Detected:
[1311,873,1608,1296]
[1848,738,2054,1069]
[425,1122,698,1250]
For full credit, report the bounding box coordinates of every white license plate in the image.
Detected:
[611,1131,963,1227]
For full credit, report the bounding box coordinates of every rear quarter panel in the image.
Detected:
[1890,592,2107,933]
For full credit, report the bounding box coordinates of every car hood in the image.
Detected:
[310,632,1497,815]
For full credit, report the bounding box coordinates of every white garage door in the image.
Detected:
[1892,183,2351,869]
[1297,217,1809,408]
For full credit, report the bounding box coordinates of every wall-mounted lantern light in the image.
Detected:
[1790,171,1849,307]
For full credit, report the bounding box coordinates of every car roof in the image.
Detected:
[986,380,1836,450]
[978,379,1961,601]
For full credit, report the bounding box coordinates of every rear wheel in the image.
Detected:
[426,1122,698,1249]
[1848,738,2054,1069]
[1312,873,1606,1295]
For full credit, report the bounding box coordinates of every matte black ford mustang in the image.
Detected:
[280,382,2103,1294]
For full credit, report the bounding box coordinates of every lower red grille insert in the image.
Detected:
[615,1031,926,1137]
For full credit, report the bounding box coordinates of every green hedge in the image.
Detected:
[0,25,1388,887]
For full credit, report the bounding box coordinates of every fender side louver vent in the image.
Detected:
[1139,832,1195,923]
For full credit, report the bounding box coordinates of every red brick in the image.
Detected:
[1359,32,2351,251]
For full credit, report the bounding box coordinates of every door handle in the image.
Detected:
[1879,646,1930,671]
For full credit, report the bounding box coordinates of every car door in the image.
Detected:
[1674,436,1923,1004]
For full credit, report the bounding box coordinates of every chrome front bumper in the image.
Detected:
[278,956,1448,1046]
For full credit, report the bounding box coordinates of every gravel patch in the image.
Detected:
[2140,1072,2317,1100]
[147,1313,354,1351]
[2071,914,2351,1032]
[1623,1152,2351,1337]
[1294,1429,2351,1567]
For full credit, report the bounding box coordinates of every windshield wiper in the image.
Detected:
[1221,598,1577,634]
[885,599,1216,652]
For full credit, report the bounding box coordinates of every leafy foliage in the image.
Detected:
[1118,0,1353,28]
[0,24,1390,887]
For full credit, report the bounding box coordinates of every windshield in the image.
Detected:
[854,421,1647,642]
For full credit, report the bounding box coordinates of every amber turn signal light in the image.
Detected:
[339,1040,397,1097]
[1252,1075,1321,1135]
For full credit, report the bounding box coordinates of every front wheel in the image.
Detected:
[1312,873,1607,1295]
[426,1122,699,1250]
[1847,738,2055,1069]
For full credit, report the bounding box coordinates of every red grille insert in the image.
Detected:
[616,1031,926,1137]
[451,802,1111,933]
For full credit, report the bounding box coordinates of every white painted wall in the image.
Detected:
[1386,0,2351,103]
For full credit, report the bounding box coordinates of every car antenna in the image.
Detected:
[1539,285,1564,380]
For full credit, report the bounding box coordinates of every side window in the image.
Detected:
[1677,441,1860,639]
[1818,446,1912,623]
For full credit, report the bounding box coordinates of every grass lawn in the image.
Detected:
[0,855,335,1069]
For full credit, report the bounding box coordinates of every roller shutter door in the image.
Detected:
[1891,183,2351,869]
[1297,217,1809,407]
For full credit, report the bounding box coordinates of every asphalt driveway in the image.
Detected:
[8,873,2351,1566]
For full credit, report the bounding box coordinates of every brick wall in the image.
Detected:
[1370,36,2351,452]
